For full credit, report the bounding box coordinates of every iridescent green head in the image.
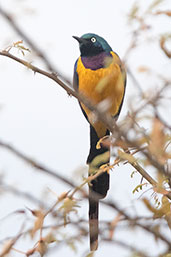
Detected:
[73,33,112,57]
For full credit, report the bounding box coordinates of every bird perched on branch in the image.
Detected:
[73,33,126,251]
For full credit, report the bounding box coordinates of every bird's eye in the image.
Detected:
[91,37,96,43]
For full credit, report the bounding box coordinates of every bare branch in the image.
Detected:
[160,36,171,58]
[101,238,149,257]
[0,182,46,208]
[0,139,78,190]
[0,6,56,73]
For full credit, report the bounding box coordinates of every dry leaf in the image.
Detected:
[154,10,171,16]
[44,232,57,244]
[148,0,165,11]
[148,118,167,164]
[161,196,171,229]
[137,66,150,73]
[26,247,36,257]
[35,240,47,257]
[153,173,169,195]
[143,196,171,221]
[0,239,15,257]
[160,36,171,58]
[59,198,79,225]
[128,3,139,20]
[0,232,21,257]
[153,186,169,195]
[118,149,136,164]
[30,210,44,238]
[58,191,68,201]
[143,198,162,217]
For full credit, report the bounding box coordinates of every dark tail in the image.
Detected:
[87,125,110,251]
[89,194,99,251]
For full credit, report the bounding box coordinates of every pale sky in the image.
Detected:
[0,0,170,256]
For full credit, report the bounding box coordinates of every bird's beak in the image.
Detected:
[72,36,88,44]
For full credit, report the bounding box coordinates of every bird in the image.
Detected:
[73,33,126,251]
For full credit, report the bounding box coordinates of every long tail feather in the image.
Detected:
[87,125,110,251]
[89,191,99,251]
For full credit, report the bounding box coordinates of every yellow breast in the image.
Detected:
[76,51,125,138]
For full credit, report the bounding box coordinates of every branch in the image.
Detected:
[103,199,171,247]
[0,6,57,73]
[0,182,46,208]
[0,50,116,134]
[160,36,171,58]
[0,49,170,197]
[102,238,149,257]
[0,139,79,191]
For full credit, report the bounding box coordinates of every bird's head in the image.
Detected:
[73,33,112,57]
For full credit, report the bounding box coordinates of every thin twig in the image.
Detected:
[102,237,149,257]
[0,6,56,73]
[0,182,46,208]
[0,50,115,133]
[0,139,79,190]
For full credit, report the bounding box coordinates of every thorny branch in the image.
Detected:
[0,48,171,253]
[0,139,170,250]
[160,36,171,59]
[0,49,170,254]
[0,182,46,208]
[0,3,171,256]
[0,6,56,73]
[0,50,170,181]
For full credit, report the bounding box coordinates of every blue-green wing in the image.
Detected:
[73,58,89,121]
[73,59,79,91]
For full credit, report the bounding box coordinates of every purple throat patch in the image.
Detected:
[81,52,112,70]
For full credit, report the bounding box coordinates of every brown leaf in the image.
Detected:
[44,232,57,244]
[26,247,36,257]
[153,186,169,196]
[154,10,171,16]
[148,118,167,164]
[58,191,68,201]
[0,240,15,257]
[30,210,44,238]
[137,66,150,73]
[0,233,21,257]
[35,240,47,257]
[160,36,171,58]
[153,173,169,195]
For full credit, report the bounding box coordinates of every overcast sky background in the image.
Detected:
[0,0,170,256]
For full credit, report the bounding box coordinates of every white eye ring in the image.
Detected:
[91,37,96,43]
